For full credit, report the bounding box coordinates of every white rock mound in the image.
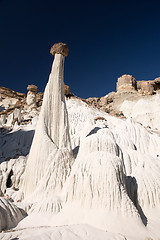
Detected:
[0,224,128,240]
[49,124,146,238]
[120,94,160,130]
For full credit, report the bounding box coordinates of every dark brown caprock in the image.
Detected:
[50,42,69,57]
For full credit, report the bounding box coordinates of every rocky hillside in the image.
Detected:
[84,74,160,130]
[1,73,160,130]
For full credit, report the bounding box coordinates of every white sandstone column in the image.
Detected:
[23,43,73,198]
[42,52,71,150]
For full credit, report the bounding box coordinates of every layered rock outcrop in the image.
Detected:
[117,74,137,92]
[1,72,160,131]
[117,74,160,94]
[0,87,26,101]
[137,81,154,94]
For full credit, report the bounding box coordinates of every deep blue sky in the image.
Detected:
[0,0,160,98]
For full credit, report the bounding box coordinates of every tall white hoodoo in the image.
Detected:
[23,43,73,199]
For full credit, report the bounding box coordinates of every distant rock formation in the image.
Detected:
[0,102,22,126]
[64,84,70,96]
[137,80,154,95]
[23,43,74,201]
[36,92,43,107]
[153,77,160,90]
[117,74,137,92]
[0,81,71,126]
[26,84,38,109]
[1,71,160,130]
[0,87,26,101]
[83,92,124,118]
[117,74,160,95]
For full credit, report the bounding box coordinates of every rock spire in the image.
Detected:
[26,84,38,109]
[23,43,73,199]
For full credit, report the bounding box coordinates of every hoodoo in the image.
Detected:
[23,43,73,200]
[26,84,38,109]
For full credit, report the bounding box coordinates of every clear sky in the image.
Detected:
[0,0,160,98]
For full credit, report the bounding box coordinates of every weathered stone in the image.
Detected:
[0,114,6,125]
[85,97,100,109]
[27,85,38,93]
[26,92,36,107]
[117,74,137,92]
[137,81,154,95]
[153,77,160,84]
[0,87,26,100]
[36,92,44,107]
[50,43,69,57]
[153,77,160,91]
[99,97,108,106]
[64,84,70,95]
[99,93,114,107]
[26,85,38,109]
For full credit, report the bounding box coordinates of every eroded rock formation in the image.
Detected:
[26,85,38,109]
[117,74,137,92]
[64,84,70,96]
[137,81,154,95]
[0,87,26,101]
[23,43,73,201]
[117,74,160,94]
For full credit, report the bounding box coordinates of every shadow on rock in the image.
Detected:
[0,128,35,163]
[125,175,148,226]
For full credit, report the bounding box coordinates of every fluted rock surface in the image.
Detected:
[23,48,73,201]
